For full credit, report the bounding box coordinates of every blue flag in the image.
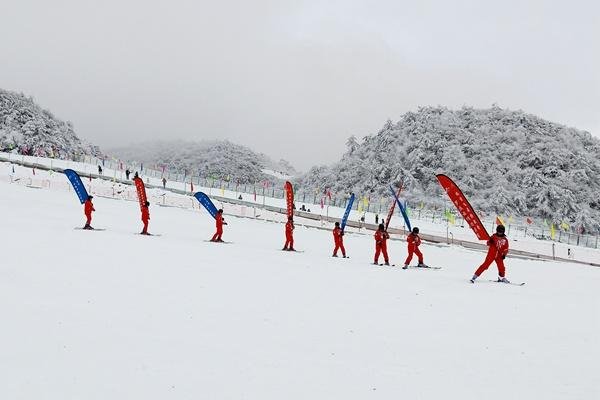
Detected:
[341,193,355,232]
[194,192,218,218]
[64,169,89,204]
[389,186,411,231]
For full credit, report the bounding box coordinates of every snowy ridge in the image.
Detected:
[107,140,298,184]
[0,88,101,157]
[298,106,600,232]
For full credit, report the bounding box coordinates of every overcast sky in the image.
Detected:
[2,0,598,170]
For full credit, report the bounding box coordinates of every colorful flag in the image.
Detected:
[550,223,556,240]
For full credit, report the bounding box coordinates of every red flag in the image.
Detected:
[284,181,294,218]
[526,217,533,225]
[385,185,403,230]
[327,189,332,201]
[436,174,489,240]
[495,216,502,225]
[133,177,148,211]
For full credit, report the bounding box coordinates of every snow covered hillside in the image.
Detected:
[299,106,600,232]
[108,140,298,184]
[0,88,101,157]
[1,169,598,399]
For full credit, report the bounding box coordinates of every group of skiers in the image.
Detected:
[80,198,511,283]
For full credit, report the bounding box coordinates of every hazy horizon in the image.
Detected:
[2,0,598,170]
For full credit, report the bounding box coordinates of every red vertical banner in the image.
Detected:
[284,181,294,218]
[385,185,402,230]
[436,174,489,240]
[133,177,148,211]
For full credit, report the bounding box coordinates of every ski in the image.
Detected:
[403,265,441,270]
[375,263,396,267]
[74,227,106,231]
[488,280,525,286]
[137,233,162,237]
[204,240,233,244]
[280,249,304,253]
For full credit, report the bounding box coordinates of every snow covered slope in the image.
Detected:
[0,177,598,399]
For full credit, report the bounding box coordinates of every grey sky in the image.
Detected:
[2,0,598,170]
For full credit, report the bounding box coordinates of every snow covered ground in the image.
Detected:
[1,175,598,399]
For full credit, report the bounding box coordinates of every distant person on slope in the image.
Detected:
[210,209,227,242]
[470,225,509,283]
[283,216,295,251]
[125,169,131,180]
[83,195,95,230]
[403,227,426,269]
[162,177,167,188]
[141,201,150,235]
[332,222,347,258]
[97,165,103,175]
[373,224,390,265]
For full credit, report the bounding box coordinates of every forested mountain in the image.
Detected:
[298,106,600,231]
[108,140,298,184]
[0,89,101,158]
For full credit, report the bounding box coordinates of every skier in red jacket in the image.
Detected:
[332,222,346,257]
[211,209,228,242]
[470,225,510,283]
[83,195,95,230]
[373,223,390,265]
[403,227,425,268]
[141,201,150,235]
[283,216,295,251]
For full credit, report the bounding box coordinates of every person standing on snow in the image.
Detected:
[83,195,95,229]
[403,227,426,269]
[210,209,228,242]
[125,169,131,180]
[332,221,347,258]
[162,177,167,188]
[283,216,295,251]
[470,225,510,283]
[141,201,150,235]
[373,223,390,265]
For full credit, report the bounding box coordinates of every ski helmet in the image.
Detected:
[335,222,340,227]
[378,223,385,230]
[412,227,419,234]
[496,224,505,234]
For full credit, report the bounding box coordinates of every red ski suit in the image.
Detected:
[211,212,226,241]
[141,205,150,234]
[374,230,389,264]
[84,199,95,225]
[283,220,294,250]
[332,226,346,256]
[404,232,423,265]
[474,233,509,277]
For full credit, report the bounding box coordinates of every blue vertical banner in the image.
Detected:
[64,169,89,204]
[340,193,355,232]
[194,192,218,219]
[389,186,412,231]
